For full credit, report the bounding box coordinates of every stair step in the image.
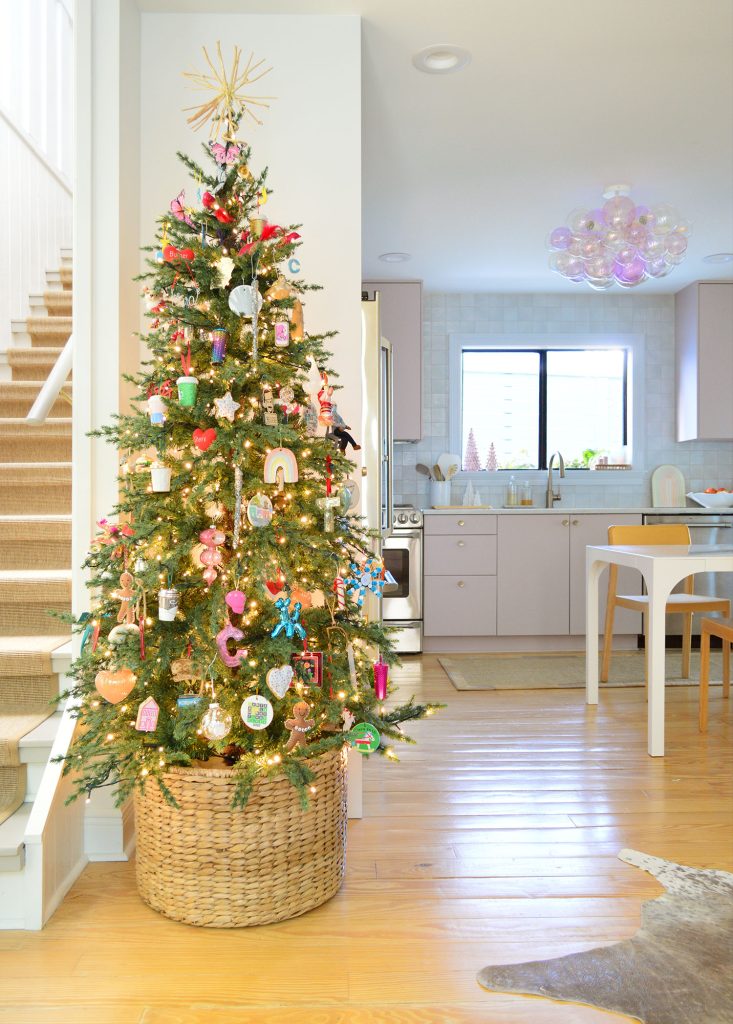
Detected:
[0,802,30,871]
[7,348,70,383]
[25,316,72,347]
[0,419,71,463]
[0,381,71,418]
[0,463,71,515]
[0,570,72,637]
[0,516,71,570]
[59,267,72,290]
[43,292,72,317]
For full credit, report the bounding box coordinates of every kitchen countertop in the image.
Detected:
[422,506,730,515]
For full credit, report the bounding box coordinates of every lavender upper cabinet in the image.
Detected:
[676,282,733,441]
[362,280,422,440]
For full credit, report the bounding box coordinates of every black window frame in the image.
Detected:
[462,347,629,471]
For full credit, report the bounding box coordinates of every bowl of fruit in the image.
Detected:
[687,489,733,509]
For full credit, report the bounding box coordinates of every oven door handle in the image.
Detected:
[387,529,422,539]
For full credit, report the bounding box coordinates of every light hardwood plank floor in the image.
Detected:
[2,654,731,1023]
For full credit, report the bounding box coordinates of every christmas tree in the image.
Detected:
[485,442,498,471]
[463,427,481,471]
[61,47,439,810]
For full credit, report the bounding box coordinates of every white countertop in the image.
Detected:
[422,506,729,515]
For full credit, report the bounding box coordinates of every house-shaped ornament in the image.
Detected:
[135,696,160,732]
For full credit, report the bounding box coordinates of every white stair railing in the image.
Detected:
[26,335,73,423]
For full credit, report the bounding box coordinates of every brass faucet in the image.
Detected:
[546,451,566,508]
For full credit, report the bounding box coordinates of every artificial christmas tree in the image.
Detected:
[463,427,481,471]
[485,442,498,471]
[60,46,439,927]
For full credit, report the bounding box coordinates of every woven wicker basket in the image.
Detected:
[134,745,348,927]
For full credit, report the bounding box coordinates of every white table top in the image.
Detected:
[588,543,733,560]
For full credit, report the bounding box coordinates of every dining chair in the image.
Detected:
[600,524,731,684]
[698,616,732,731]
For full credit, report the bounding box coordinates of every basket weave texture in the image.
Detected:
[134,745,348,928]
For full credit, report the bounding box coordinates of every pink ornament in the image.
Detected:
[199,528,225,586]
[225,589,246,615]
[135,696,160,732]
[216,621,248,668]
[333,576,346,611]
[373,657,389,701]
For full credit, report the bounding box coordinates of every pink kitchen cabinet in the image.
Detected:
[362,280,422,441]
[676,282,733,441]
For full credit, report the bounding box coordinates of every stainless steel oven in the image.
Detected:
[382,507,423,653]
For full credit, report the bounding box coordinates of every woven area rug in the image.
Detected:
[477,850,733,1024]
[439,650,724,691]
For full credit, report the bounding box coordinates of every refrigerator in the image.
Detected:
[361,294,393,544]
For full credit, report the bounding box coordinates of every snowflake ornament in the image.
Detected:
[345,556,386,608]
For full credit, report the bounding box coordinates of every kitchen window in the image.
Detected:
[452,339,637,472]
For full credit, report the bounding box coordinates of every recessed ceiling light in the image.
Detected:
[378,252,411,263]
[412,45,471,75]
[702,253,733,264]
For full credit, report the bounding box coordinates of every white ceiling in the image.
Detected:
[140,0,733,292]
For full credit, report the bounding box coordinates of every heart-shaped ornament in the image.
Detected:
[192,428,217,452]
[95,668,136,704]
[225,589,246,615]
[266,664,294,699]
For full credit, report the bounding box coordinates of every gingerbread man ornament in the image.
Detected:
[284,701,315,752]
[116,571,136,625]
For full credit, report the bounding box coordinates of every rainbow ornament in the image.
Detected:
[263,446,298,491]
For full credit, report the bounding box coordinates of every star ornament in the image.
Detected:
[182,43,274,140]
[214,391,241,422]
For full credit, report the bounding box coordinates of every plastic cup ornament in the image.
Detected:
[547,185,689,289]
[177,376,199,406]
[210,329,228,364]
[147,394,166,425]
[150,462,172,493]
[200,701,232,742]
[158,587,179,621]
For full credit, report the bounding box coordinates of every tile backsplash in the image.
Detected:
[394,292,733,509]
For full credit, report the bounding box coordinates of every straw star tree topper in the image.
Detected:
[61,46,439,809]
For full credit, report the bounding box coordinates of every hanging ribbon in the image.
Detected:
[325,455,332,496]
[180,343,193,377]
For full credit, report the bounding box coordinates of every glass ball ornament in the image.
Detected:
[201,701,232,741]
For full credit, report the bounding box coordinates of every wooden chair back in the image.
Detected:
[607,523,694,597]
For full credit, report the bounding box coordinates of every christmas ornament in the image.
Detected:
[163,244,195,263]
[263,447,298,491]
[210,328,228,363]
[317,371,334,426]
[346,643,358,688]
[147,394,166,425]
[115,570,136,625]
[215,257,235,290]
[233,465,243,548]
[158,587,180,621]
[201,701,232,741]
[182,43,273,139]
[177,692,203,709]
[373,655,389,701]
[177,374,199,406]
[330,405,361,452]
[339,478,360,511]
[108,622,140,646]
[241,694,273,730]
[333,576,346,610]
[278,386,298,420]
[287,257,301,274]
[216,621,247,668]
[150,462,172,492]
[345,556,386,608]
[210,139,240,164]
[213,390,240,422]
[303,402,318,436]
[199,527,226,585]
[284,701,315,751]
[94,668,136,704]
[342,707,356,732]
[266,664,294,699]
[317,495,340,533]
[265,275,304,341]
[225,589,246,615]
[249,214,268,238]
[171,656,201,683]
[135,696,160,732]
[228,284,262,317]
[170,189,194,227]
[348,722,380,754]
[134,556,148,573]
[274,322,289,347]
[261,385,278,427]
[271,596,306,640]
[192,427,217,452]
[247,492,273,527]
[292,648,324,687]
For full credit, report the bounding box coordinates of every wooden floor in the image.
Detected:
[2,655,732,1024]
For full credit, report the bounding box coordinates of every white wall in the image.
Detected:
[139,13,363,434]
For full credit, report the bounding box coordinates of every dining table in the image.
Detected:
[585,543,733,756]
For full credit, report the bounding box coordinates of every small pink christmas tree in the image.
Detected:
[464,428,481,471]
[485,442,498,471]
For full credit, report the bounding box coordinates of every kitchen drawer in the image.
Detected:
[425,534,496,576]
[424,575,497,636]
[425,514,497,536]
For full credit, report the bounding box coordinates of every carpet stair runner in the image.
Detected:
[0,254,72,829]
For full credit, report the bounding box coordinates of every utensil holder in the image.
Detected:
[429,480,451,507]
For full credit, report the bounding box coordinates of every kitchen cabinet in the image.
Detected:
[676,282,733,441]
[424,514,497,636]
[362,280,422,441]
[497,513,643,636]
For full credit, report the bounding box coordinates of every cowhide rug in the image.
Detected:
[477,849,733,1024]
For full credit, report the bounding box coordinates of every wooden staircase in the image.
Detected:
[0,248,73,885]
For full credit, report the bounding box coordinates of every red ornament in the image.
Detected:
[215,208,234,224]
[202,191,216,208]
[163,244,195,263]
[192,428,217,452]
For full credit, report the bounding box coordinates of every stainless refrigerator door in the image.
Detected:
[380,338,394,539]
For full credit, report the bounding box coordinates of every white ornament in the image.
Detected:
[266,664,294,699]
[241,694,274,730]
[213,391,241,422]
[201,702,232,741]
[228,284,263,317]
[216,255,235,288]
